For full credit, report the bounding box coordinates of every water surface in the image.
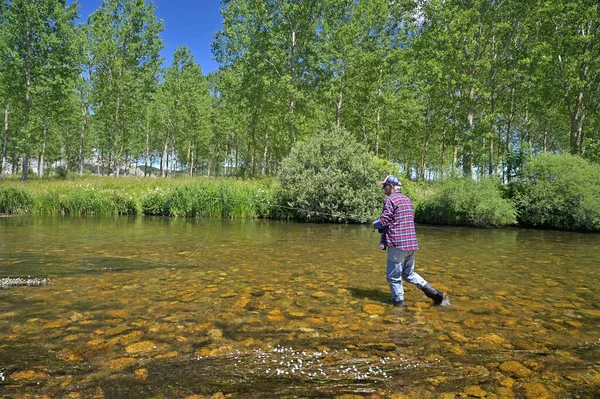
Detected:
[1,216,599,398]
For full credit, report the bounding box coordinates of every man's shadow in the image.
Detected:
[348,287,389,304]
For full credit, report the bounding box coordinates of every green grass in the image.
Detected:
[0,176,277,218]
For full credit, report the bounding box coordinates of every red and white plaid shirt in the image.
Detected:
[377,191,419,251]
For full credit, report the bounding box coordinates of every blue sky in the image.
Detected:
[74,0,224,74]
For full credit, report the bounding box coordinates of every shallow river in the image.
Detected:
[0,216,599,399]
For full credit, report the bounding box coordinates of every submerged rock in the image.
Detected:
[499,361,532,378]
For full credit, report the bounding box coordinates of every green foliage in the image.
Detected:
[0,185,33,213]
[141,188,169,216]
[277,126,383,222]
[512,153,600,231]
[163,182,268,218]
[416,178,516,228]
[60,187,109,216]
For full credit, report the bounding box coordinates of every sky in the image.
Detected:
[73,0,224,74]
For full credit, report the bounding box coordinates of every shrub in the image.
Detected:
[512,153,600,231]
[416,178,516,227]
[277,126,384,222]
[60,187,109,215]
[142,188,169,216]
[0,185,34,213]
[109,191,139,215]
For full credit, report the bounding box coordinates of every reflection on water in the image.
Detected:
[1,216,599,398]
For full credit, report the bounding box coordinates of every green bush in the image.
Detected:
[142,188,169,216]
[60,187,110,215]
[109,191,139,215]
[512,153,600,231]
[0,185,34,213]
[416,178,516,227]
[277,126,385,222]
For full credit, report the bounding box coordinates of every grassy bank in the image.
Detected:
[0,176,277,218]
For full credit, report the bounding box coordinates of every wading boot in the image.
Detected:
[389,299,406,307]
[421,283,449,306]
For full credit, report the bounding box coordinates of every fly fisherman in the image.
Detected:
[373,175,449,307]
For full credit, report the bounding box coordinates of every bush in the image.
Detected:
[277,126,386,222]
[109,191,139,215]
[60,187,109,215]
[416,178,516,227]
[142,188,169,216]
[512,153,600,231]
[0,185,34,213]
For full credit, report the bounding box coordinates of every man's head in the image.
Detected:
[379,175,401,196]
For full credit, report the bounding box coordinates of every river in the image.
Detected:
[1,216,599,398]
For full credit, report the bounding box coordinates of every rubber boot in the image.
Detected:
[421,283,448,305]
[390,299,406,307]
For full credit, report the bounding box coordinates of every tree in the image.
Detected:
[535,0,600,155]
[87,0,163,177]
[3,0,78,180]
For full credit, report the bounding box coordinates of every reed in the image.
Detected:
[1,176,276,218]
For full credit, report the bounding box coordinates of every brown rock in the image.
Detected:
[104,325,130,336]
[10,369,50,381]
[464,385,487,397]
[478,333,505,345]
[499,376,515,388]
[523,360,544,371]
[311,291,327,298]
[105,357,136,371]
[448,331,469,343]
[43,319,70,329]
[109,330,144,346]
[125,340,156,354]
[363,304,386,315]
[208,329,223,340]
[134,368,148,381]
[499,361,532,378]
[521,382,552,399]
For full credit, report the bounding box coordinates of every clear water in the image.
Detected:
[1,216,599,398]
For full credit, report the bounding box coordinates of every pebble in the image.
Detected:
[499,361,532,378]
[125,340,156,354]
[463,385,488,397]
[521,382,552,399]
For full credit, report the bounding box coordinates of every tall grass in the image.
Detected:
[1,176,276,218]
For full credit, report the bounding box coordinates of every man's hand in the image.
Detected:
[373,219,383,233]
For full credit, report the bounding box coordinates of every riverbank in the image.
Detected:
[0,176,277,219]
[1,165,599,232]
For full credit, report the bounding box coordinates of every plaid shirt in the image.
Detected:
[377,191,419,251]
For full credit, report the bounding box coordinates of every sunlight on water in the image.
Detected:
[1,216,599,398]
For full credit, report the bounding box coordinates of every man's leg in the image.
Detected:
[386,247,406,303]
[401,251,449,305]
[401,250,427,288]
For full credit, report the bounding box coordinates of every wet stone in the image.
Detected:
[499,361,532,378]
[363,304,386,315]
[134,368,148,380]
[464,385,488,397]
[521,382,552,399]
[125,340,156,354]
[448,331,469,343]
[42,319,70,329]
[10,369,50,382]
[105,357,136,371]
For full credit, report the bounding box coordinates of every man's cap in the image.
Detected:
[379,175,401,186]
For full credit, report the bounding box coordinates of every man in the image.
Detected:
[373,175,449,307]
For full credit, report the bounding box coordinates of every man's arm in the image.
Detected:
[373,197,394,228]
